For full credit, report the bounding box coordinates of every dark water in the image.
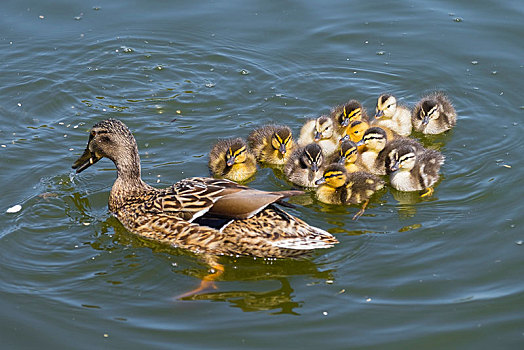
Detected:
[1,0,523,348]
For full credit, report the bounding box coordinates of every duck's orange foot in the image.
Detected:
[176,263,224,300]
[420,187,434,198]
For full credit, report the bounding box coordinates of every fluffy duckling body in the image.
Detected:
[297,115,339,157]
[315,164,384,219]
[386,144,445,197]
[209,137,257,182]
[412,92,457,134]
[330,100,368,138]
[284,143,324,188]
[248,124,295,165]
[73,119,338,260]
[355,127,389,175]
[373,94,412,136]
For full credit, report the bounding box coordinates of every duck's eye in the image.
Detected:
[387,104,391,108]
[354,130,359,134]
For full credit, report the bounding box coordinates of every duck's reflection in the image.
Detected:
[182,278,302,315]
[87,215,334,315]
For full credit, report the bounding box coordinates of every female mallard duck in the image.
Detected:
[412,92,457,134]
[247,124,295,165]
[315,164,384,220]
[330,99,368,137]
[284,143,324,188]
[331,140,362,173]
[385,143,445,197]
[73,119,338,295]
[373,94,412,136]
[208,137,257,182]
[297,115,339,157]
[356,126,425,175]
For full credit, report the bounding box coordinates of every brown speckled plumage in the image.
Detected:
[72,119,338,258]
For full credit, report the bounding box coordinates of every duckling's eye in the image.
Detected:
[354,130,359,134]
[387,104,391,108]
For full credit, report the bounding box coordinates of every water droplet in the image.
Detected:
[515,240,523,245]
[454,17,463,22]
[471,60,478,65]
[322,311,328,316]
[205,82,215,88]
[239,69,250,75]
[376,51,385,55]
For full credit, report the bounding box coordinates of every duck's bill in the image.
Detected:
[422,115,430,125]
[72,148,102,173]
[279,143,287,155]
[375,110,384,119]
[315,177,326,185]
[340,135,349,143]
[389,161,400,172]
[314,131,322,142]
[341,118,350,127]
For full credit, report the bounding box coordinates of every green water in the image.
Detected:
[1,0,524,348]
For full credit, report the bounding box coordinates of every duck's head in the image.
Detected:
[271,126,293,156]
[225,139,249,166]
[387,144,417,172]
[375,94,397,119]
[315,164,347,188]
[338,140,358,165]
[332,100,365,128]
[300,143,323,172]
[72,118,137,173]
[355,126,387,151]
[416,99,440,125]
[314,115,334,141]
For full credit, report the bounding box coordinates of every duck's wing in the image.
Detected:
[150,177,303,222]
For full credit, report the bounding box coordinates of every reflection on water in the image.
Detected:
[180,278,302,315]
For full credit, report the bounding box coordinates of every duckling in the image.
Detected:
[354,126,389,175]
[412,92,457,134]
[330,99,369,137]
[297,115,339,157]
[284,143,324,188]
[386,144,445,197]
[248,124,295,165]
[331,140,362,173]
[208,137,257,182]
[341,120,398,150]
[373,94,412,136]
[315,164,384,220]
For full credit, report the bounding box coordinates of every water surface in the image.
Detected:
[1,0,524,349]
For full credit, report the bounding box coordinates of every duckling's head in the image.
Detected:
[314,115,334,141]
[347,120,369,143]
[225,138,250,166]
[387,144,417,172]
[315,164,348,188]
[73,118,138,174]
[300,143,323,172]
[332,100,365,127]
[271,126,293,156]
[355,126,387,151]
[416,99,440,126]
[338,140,358,165]
[375,94,398,119]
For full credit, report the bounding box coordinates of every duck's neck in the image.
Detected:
[109,145,154,213]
